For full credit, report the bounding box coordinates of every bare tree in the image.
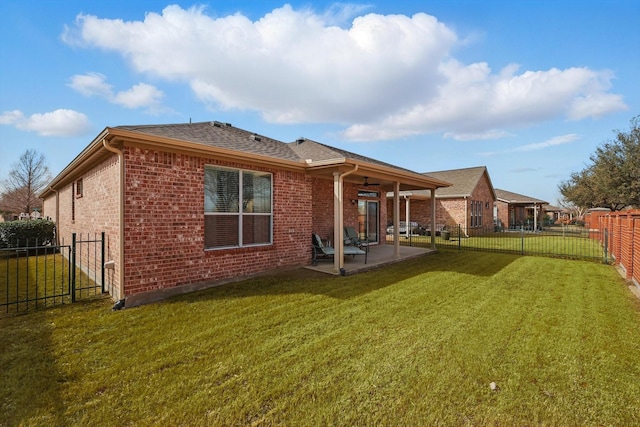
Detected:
[557,197,587,222]
[0,150,51,218]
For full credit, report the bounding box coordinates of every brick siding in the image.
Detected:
[121,146,313,297]
[386,172,495,235]
[42,155,121,297]
[311,178,386,243]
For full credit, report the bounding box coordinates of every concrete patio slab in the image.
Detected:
[305,244,436,275]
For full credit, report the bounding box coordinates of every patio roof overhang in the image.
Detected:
[304,157,451,274]
[304,157,451,192]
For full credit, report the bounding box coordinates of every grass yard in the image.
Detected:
[1,251,639,426]
[391,230,606,261]
[1,252,101,313]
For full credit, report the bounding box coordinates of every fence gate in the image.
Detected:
[1,232,106,315]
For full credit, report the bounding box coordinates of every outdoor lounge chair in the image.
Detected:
[344,226,369,253]
[312,233,367,266]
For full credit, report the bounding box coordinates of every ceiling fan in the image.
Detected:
[363,176,380,187]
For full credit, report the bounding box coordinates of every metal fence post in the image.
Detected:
[101,232,105,293]
[71,232,77,303]
[521,226,525,255]
[458,224,461,250]
[603,228,609,264]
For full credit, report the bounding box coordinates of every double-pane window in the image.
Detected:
[204,166,272,249]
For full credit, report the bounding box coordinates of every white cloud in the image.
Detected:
[514,134,581,152]
[0,109,91,136]
[68,72,112,98]
[63,4,627,141]
[479,133,581,156]
[68,73,164,111]
[113,83,164,109]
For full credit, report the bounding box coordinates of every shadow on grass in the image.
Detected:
[0,306,69,427]
[166,250,519,304]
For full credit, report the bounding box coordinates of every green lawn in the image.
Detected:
[2,251,639,426]
[390,230,606,261]
[1,253,101,312]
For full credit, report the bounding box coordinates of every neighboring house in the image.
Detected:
[544,205,568,224]
[494,189,548,231]
[385,166,496,236]
[40,121,450,307]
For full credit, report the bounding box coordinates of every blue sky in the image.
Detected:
[1,0,638,205]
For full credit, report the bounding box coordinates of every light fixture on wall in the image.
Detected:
[351,199,358,205]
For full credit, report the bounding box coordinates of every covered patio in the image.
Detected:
[305,244,436,275]
[295,138,450,276]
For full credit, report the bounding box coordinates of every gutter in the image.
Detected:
[102,138,126,310]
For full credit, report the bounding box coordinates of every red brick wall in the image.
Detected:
[311,177,334,239]
[42,155,121,297]
[122,147,312,297]
[495,200,509,230]
[385,172,495,235]
[310,178,383,242]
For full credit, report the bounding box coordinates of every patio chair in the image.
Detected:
[312,233,367,266]
[344,226,369,253]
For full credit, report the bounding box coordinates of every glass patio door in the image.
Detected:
[358,200,379,244]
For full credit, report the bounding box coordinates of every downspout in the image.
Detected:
[102,138,126,309]
[333,164,358,274]
[48,187,60,245]
[464,196,469,237]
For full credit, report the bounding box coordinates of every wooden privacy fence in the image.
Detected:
[587,210,640,287]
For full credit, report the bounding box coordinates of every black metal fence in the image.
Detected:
[1,232,106,315]
[386,225,609,263]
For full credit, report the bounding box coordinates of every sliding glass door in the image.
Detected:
[358,200,379,244]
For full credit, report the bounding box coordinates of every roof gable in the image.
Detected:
[288,138,419,174]
[420,166,496,199]
[495,188,548,204]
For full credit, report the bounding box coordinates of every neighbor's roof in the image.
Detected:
[423,166,496,199]
[495,188,548,205]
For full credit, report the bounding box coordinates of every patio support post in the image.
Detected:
[404,196,410,239]
[333,171,343,273]
[333,165,358,273]
[394,181,400,258]
[430,188,436,250]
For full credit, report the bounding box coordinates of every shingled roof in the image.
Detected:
[423,166,495,199]
[288,137,419,174]
[495,188,548,205]
[115,121,302,162]
[42,120,452,199]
